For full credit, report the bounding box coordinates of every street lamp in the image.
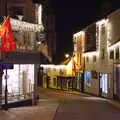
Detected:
[65,54,70,58]
[4,67,8,110]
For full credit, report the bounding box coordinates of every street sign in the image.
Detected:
[0,63,13,69]
[2,63,13,69]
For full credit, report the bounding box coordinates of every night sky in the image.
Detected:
[33,0,120,63]
[51,0,101,62]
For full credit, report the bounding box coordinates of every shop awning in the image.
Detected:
[1,51,50,64]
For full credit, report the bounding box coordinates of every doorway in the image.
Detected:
[114,64,120,99]
[99,73,108,97]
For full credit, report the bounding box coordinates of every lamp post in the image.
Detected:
[4,68,8,110]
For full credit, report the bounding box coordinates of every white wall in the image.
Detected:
[84,19,113,98]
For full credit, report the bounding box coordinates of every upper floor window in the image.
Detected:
[101,48,105,59]
[109,50,114,59]
[116,47,119,60]
[8,7,24,19]
[101,24,105,35]
[93,56,96,62]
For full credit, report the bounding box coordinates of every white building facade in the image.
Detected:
[73,9,120,99]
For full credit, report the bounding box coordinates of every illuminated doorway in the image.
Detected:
[99,73,108,97]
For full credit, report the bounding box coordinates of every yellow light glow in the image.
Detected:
[66,59,73,75]
[65,54,70,58]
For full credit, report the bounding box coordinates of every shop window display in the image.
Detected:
[2,64,34,103]
[84,71,91,87]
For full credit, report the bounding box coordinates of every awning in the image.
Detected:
[0,51,50,64]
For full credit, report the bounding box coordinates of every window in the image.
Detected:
[53,78,56,86]
[101,48,105,59]
[101,24,105,35]
[91,71,98,79]
[116,47,119,60]
[86,56,89,62]
[93,56,96,62]
[109,50,114,59]
[96,26,99,50]
[8,7,24,19]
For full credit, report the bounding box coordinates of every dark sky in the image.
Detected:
[50,0,102,62]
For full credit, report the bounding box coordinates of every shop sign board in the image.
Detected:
[0,63,13,69]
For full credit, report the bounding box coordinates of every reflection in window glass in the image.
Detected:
[84,71,91,86]
[2,64,34,102]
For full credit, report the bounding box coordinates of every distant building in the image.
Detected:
[41,0,56,62]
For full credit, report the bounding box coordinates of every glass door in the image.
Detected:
[99,73,108,97]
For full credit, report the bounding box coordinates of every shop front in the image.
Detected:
[99,73,108,97]
[57,76,75,90]
[84,70,99,96]
[2,64,34,104]
[0,51,44,107]
[114,64,120,99]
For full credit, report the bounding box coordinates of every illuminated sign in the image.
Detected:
[0,63,13,69]
[2,63,13,69]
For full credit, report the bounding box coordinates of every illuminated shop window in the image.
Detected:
[96,26,99,50]
[2,64,34,102]
[100,73,108,94]
[84,71,91,87]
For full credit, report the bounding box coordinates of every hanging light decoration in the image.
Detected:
[10,18,44,32]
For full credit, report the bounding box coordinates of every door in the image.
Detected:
[99,73,108,97]
[80,73,84,92]
[114,65,120,99]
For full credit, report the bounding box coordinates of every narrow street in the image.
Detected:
[0,88,120,120]
[53,96,120,120]
[39,88,120,120]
